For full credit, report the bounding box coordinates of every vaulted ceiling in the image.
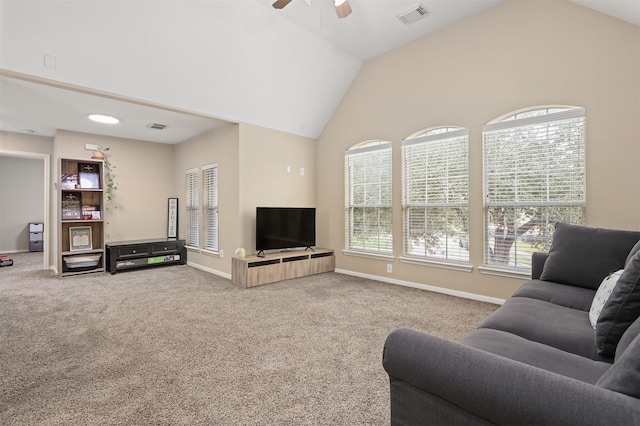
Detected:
[1,0,638,143]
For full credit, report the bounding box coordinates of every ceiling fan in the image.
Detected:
[273,0,352,19]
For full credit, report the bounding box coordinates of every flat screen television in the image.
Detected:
[256,207,316,255]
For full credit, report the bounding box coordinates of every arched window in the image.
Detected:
[483,106,586,270]
[344,140,393,254]
[401,127,469,262]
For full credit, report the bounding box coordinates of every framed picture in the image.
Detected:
[70,226,92,251]
[167,198,178,239]
[78,163,100,189]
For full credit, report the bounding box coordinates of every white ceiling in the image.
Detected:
[0,0,638,144]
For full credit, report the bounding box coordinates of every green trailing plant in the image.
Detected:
[96,146,118,211]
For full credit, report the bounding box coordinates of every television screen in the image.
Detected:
[256,207,316,252]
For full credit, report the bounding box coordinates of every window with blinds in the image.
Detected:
[401,127,469,262]
[185,168,199,247]
[344,140,393,254]
[483,106,586,269]
[203,164,218,252]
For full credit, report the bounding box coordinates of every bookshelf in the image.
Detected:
[58,157,105,277]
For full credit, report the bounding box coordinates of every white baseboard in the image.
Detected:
[187,261,231,280]
[334,268,505,305]
[0,249,29,254]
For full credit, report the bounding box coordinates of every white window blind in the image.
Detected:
[401,128,469,262]
[344,141,393,254]
[203,164,218,252]
[483,107,586,269]
[185,168,199,247]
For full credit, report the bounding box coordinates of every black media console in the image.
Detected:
[106,238,186,274]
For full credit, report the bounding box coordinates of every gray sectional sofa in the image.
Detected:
[383,223,640,425]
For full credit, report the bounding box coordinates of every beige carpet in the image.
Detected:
[0,252,497,425]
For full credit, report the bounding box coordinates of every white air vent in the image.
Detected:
[397,3,430,25]
[146,123,167,130]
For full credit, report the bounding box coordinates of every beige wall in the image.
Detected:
[316,0,640,300]
[0,131,54,156]
[54,130,176,245]
[174,122,316,277]
[238,123,317,254]
[174,123,241,276]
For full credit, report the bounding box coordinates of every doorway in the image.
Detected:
[0,150,50,271]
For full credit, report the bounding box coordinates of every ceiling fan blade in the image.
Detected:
[334,0,352,19]
[273,0,293,9]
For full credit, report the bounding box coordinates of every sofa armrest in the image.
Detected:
[383,328,640,425]
[531,251,548,280]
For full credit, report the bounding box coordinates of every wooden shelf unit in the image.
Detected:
[58,157,105,277]
[232,248,335,288]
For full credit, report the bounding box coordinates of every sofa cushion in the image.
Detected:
[539,223,640,290]
[589,270,624,328]
[478,297,610,361]
[595,250,640,357]
[616,317,640,361]
[462,328,611,384]
[513,280,595,311]
[596,333,640,398]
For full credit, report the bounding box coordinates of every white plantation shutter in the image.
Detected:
[344,141,393,253]
[203,164,218,252]
[401,128,469,261]
[483,107,586,269]
[185,168,199,247]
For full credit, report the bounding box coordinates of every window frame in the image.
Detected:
[202,163,219,253]
[482,106,586,271]
[401,127,470,265]
[344,140,393,256]
[185,168,199,248]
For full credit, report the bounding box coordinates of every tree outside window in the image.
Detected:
[483,106,586,269]
[401,127,469,262]
[345,141,393,254]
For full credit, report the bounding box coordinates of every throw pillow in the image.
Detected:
[595,250,640,357]
[539,223,640,290]
[626,239,640,267]
[589,269,624,329]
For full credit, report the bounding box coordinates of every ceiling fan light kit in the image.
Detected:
[334,0,352,19]
[272,0,352,19]
[272,0,292,9]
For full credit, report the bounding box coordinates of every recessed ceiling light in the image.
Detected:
[88,114,120,124]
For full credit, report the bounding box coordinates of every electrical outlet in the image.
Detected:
[43,54,56,69]
[300,167,305,176]
[387,263,393,273]
[219,249,224,258]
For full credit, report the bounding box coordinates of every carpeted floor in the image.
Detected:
[0,252,497,425]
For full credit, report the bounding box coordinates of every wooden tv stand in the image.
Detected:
[232,248,334,288]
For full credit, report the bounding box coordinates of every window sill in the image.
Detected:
[398,256,473,273]
[342,250,395,261]
[202,249,222,258]
[478,266,531,280]
[186,246,222,258]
